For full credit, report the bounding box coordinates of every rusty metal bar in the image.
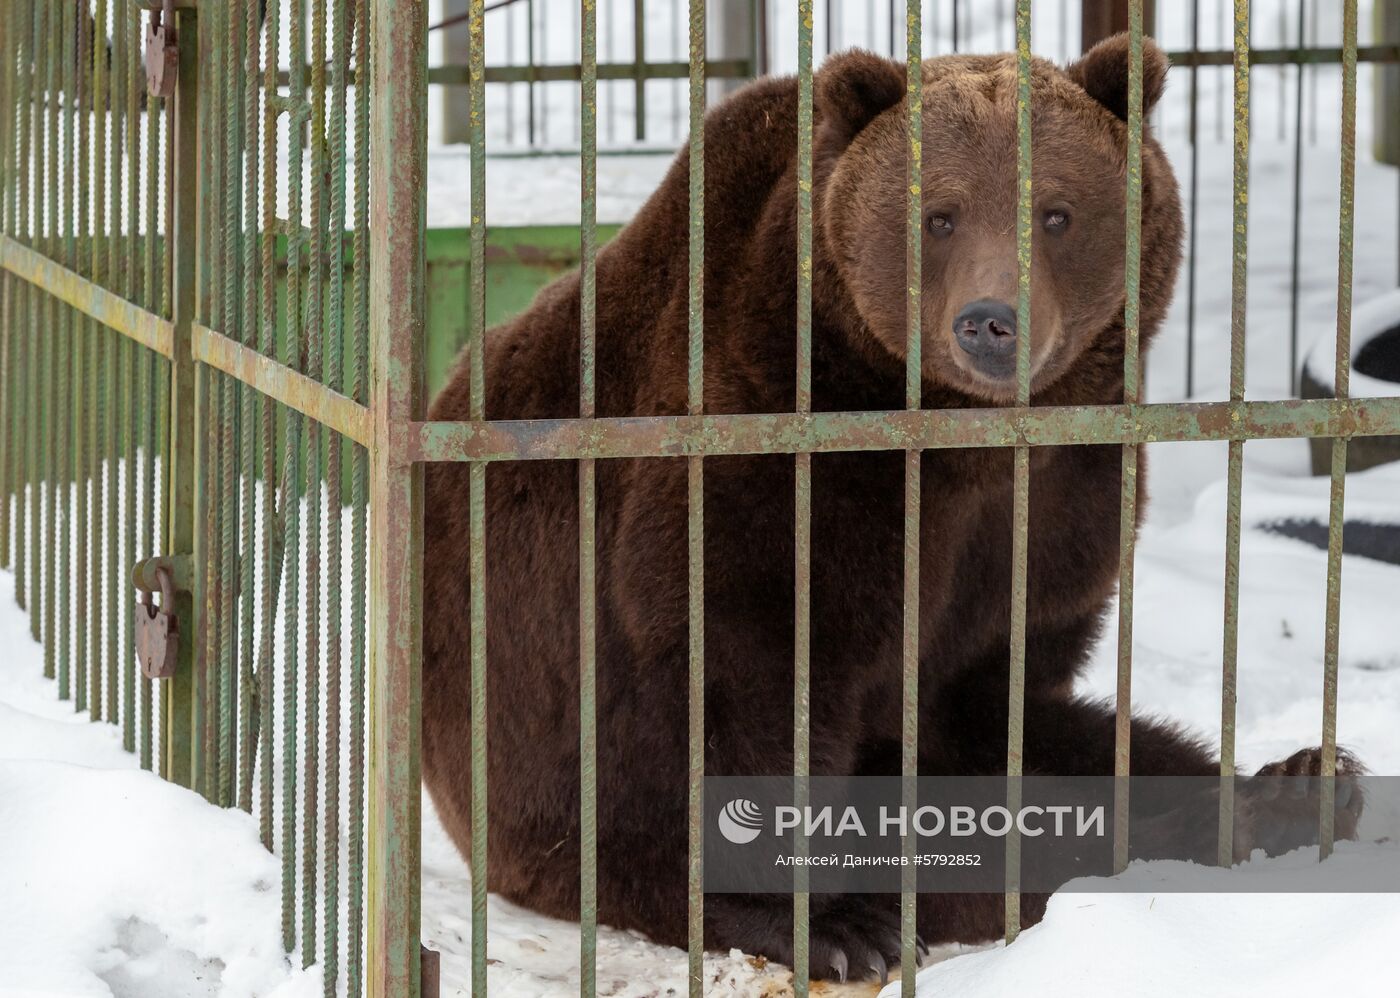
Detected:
[407,398,1400,463]
[1112,0,1145,877]
[0,0,20,575]
[29,0,49,651]
[900,0,922,988]
[464,0,489,990]
[367,0,428,993]
[686,2,706,995]
[123,0,143,753]
[1004,0,1032,945]
[163,0,200,789]
[348,0,371,986]
[579,0,599,994]
[11,0,31,613]
[1217,0,1250,870]
[793,0,812,988]
[190,325,371,446]
[0,236,176,357]
[1319,0,1358,863]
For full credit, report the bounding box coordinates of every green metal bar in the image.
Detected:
[73,0,92,716]
[28,0,48,650]
[258,0,282,856]
[686,2,705,995]
[163,1,199,789]
[324,0,353,987]
[632,0,646,141]
[1113,0,1146,877]
[190,324,370,445]
[218,0,242,814]
[466,0,488,994]
[348,0,370,986]
[141,51,163,772]
[11,0,31,613]
[282,0,307,949]
[42,0,60,683]
[900,0,922,989]
[0,0,19,576]
[368,0,428,993]
[793,0,812,989]
[303,0,329,947]
[123,0,143,753]
[1319,0,1357,862]
[106,0,126,729]
[408,396,1400,464]
[88,0,111,720]
[1218,0,1250,870]
[0,236,176,356]
[579,0,599,995]
[56,0,78,704]
[237,0,259,819]
[1287,1,1306,394]
[1005,0,1033,945]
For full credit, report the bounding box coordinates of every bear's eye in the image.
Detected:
[1043,209,1070,232]
[925,212,954,237]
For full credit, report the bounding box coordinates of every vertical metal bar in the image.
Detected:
[686,3,705,995]
[1113,0,1145,877]
[1185,0,1199,397]
[632,0,646,141]
[11,0,30,613]
[324,0,352,988]
[1217,0,1250,870]
[348,0,371,987]
[238,0,260,818]
[900,0,922,988]
[1287,0,1306,395]
[1319,0,1357,862]
[304,0,329,960]
[42,0,61,690]
[282,0,308,952]
[142,35,163,772]
[465,0,489,990]
[57,0,78,703]
[579,0,599,995]
[259,0,283,859]
[90,0,110,722]
[124,0,142,752]
[74,0,92,715]
[0,0,19,575]
[106,0,126,727]
[367,0,427,991]
[793,0,813,989]
[1005,0,1032,945]
[164,0,202,790]
[31,0,49,655]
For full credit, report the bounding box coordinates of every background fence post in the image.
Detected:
[441,0,471,143]
[368,0,427,994]
[1081,0,1156,50]
[163,3,201,789]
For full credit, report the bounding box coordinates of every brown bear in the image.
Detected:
[422,35,1362,983]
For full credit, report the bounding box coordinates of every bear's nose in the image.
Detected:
[953,300,1018,362]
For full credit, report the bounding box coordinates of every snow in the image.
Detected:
[0,572,320,998]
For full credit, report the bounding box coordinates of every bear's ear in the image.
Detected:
[1066,33,1168,121]
[815,49,906,150]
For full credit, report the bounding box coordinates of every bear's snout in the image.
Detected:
[953,299,1019,375]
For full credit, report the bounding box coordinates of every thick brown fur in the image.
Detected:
[422,36,1362,981]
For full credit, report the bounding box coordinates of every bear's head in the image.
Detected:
[815,35,1182,403]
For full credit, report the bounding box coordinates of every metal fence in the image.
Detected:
[1,3,1399,998]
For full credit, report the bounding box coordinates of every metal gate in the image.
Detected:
[1,2,1398,998]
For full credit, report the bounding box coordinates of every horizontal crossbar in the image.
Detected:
[403,397,1400,463]
[191,324,372,447]
[0,235,174,358]
[1165,44,1400,67]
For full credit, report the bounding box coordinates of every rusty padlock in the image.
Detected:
[144,0,178,99]
[136,565,180,679]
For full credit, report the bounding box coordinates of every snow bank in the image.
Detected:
[881,846,1400,998]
